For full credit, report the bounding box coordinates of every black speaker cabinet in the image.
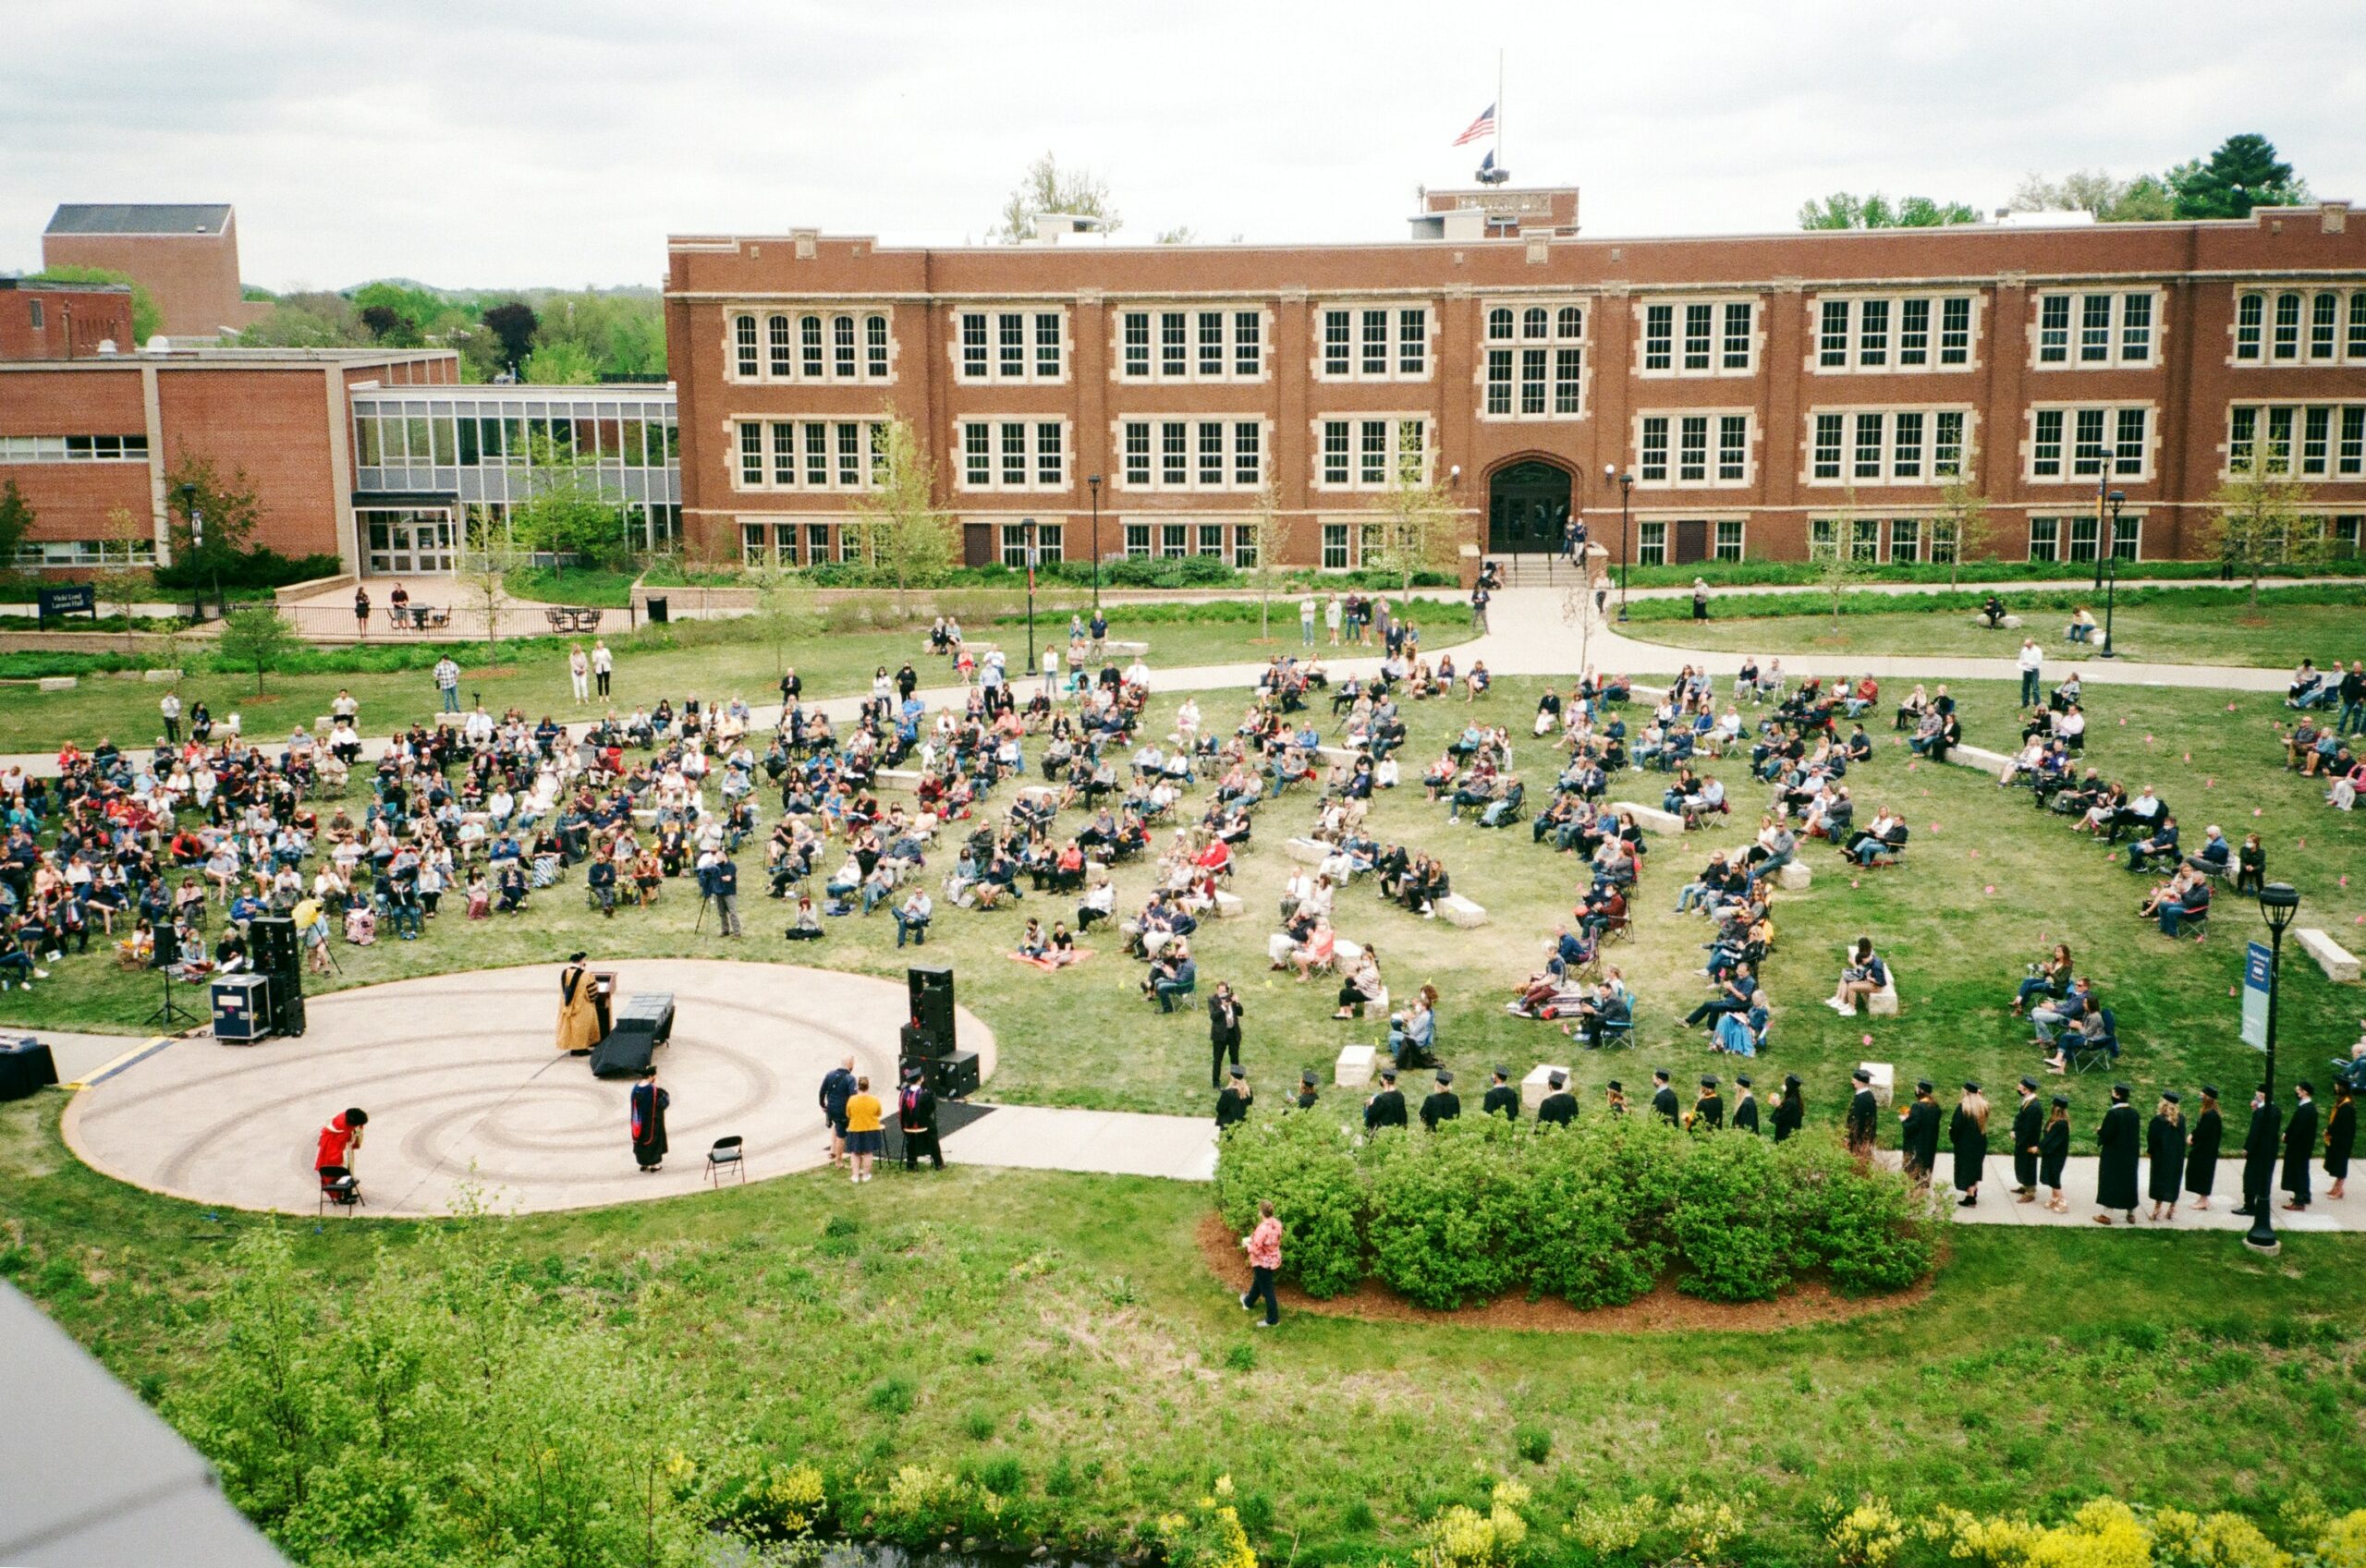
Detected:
[249,914,299,977]
[921,1049,980,1100]
[899,1021,948,1062]
[907,965,957,1052]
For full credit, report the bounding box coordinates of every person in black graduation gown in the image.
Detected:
[2184,1086,2224,1209]
[1846,1069,1878,1158]
[1365,1066,1409,1131]
[2010,1076,2044,1201]
[1948,1083,1990,1207]
[1214,1064,1255,1130]
[1650,1069,1680,1125]
[1535,1069,1579,1126]
[1773,1074,1804,1142]
[1421,1068,1462,1130]
[897,1064,944,1172]
[2237,1086,2279,1217]
[1604,1079,1629,1116]
[2325,1082,2356,1200]
[2146,1092,2188,1221]
[1732,1075,1760,1134]
[1482,1065,1521,1120]
[1208,983,1247,1089]
[1295,1069,1320,1112]
[628,1065,669,1172]
[2093,1082,2140,1224]
[2039,1096,2072,1211]
[1899,1081,1942,1185]
[2282,1081,2321,1210]
[1689,1076,1725,1131]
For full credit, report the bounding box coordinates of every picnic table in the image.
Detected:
[545,606,604,635]
[389,604,450,631]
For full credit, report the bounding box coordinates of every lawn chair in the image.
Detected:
[2067,1009,2119,1074]
[317,1166,364,1215]
[705,1136,747,1188]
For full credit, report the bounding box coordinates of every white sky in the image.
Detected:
[5,0,2363,292]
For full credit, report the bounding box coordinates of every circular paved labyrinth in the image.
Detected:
[64,960,995,1217]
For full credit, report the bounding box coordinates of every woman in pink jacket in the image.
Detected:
[1238,1200,1283,1328]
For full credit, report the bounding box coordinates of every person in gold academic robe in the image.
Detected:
[556,951,602,1053]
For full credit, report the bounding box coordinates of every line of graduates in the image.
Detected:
[1353,1063,1806,1136]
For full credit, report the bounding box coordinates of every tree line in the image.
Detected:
[1800,132,2311,229]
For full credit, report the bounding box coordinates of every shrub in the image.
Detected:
[1513,1424,1552,1465]
[1787,1137,1945,1296]
[1211,1110,1366,1298]
[1365,1119,1529,1309]
[1667,1131,1799,1302]
[1519,1115,1673,1308]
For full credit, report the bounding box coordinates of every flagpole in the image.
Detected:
[1496,48,1505,170]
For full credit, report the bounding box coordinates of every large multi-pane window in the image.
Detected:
[999,522,1066,567]
[1115,419,1266,491]
[0,433,149,463]
[2027,405,2151,480]
[1482,302,1585,417]
[1805,408,1970,484]
[956,310,1065,382]
[2232,287,2366,364]
[2032,290,2161,368]
[2227,403,2366,477]
[2028,514,2142,564]
[1116,307,1264,381]
[1639,298,1755,376]
[1814,294,1979,371]
[732,419,883,492]
[732,310,892,382]
[1313,416,1428,489]
[955,419,1068,491]
[1634,412,1751,486]
[1317,305,1429,380]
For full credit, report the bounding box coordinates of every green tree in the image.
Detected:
[743,548,825,675]
[2169,133,2310,219]
[237,290,368,348]
[523,339,602,384]
[1799,192,1979,230]
[480,300,541,374]
[164,452,262,608]
[991,152,1121,241]
[508,436,632,571]
[216,607,299,692]
[454,514,530,655]
[1363,436,1457,595]
[848,414,952,614]
[358,302,412,343]
[2202,439,2322,610]
[1154,225,1198,245]
[532,290,666,380]
[1930,439,1994,591]
[2009,168,2176,222]
[28,264,162,343]
[94,504,153,648]
[1242,483,1287,642]
[0,479,32,567]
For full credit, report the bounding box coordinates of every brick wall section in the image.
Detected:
[0,287,136,359]
[667,202,2366,569]
[43,214,267,339]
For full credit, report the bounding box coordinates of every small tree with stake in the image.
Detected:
[454,516,530,658]
[1364,433,1457,596]
[2204,438,2322,614]
[217,607,299,694]
[1929,439,1994,593]
[848,414,951,620]
[1243,482,1287,643]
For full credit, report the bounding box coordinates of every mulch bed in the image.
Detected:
[1193,1210,1930,1333]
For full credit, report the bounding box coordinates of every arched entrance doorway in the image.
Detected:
[1487,460,1572,554]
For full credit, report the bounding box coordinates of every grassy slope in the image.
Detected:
[1626,600,2366,668]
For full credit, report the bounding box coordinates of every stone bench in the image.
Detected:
[1334,937,1365,966]
[1103,638,1150,657]
[1439,893,1489,929]
[1610,800,1683,834]
[1948,743,2016,773]
[2297,928,2361,983]
[143,668,182,682]
[1775,861,1813,892]
[37,675,76,692]
[1213,889,1246,919]
[1018,784,1059,808]
[1842,945,1902,1016]
[1860,1061,1896,1108]
[1285,836,1331,865]
[1521,1063,1569,1111]
[1971,614,2023,630]
[875,767,923,792]
[1335,1043,1377,1088]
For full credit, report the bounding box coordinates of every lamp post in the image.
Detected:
[1604,464,1634,623]
[177,482,202,625]
[1087,474,1102,614]
[2247,881,2301,1256]
[2097,490,2126,659]
[2092,473,2109,592]
[1022,515,1038,679]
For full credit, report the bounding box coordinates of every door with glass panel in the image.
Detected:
[362,510,458,575]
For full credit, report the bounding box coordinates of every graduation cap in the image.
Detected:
[1606,1079,1625,1093]
[2201,1085,2220,1100]
[1493,1065,1510,1082]
[1785,1073,1802,1088]
[1700,1075,1719,1088]
[1435,1068,1455,1085]
[1653,1068,1671,1083]
[2164,1090,2182,1104]
[1916,1079,1934,1094]
[1380,1065,1398,1081]
[1548,1069,1567,1088]
[1301,1069,1318,1088]
[2298,1079,2316,1095]
[2052,1094,2070,1108]
[1963,1080,1981,1094]
[1228,1064,1246,1079]
[1737,1074,1753,1088]
[1853,1068,1872,1084]
[2112,1083,2132,1100]
[2019,1076,2039,1092]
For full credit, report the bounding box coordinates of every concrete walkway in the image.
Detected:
[941,1103,1218,1182]
[1873,1150,2356,1232]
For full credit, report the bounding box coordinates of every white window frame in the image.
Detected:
[2231,286,2366,367]
[1811,293,1982,373]
[2226,403,2366,480]
[1113,304,1266,383]
[1110,417,1269,492]
[731,419,886,493]
[729,307,894,384]
[1636,296,1757,377]
[1480,299,1589,419]
[954,419,1072,492]
[1630,409,1754,488]
[2031,287,2165,371]
[1712,518,1746,562]
[0,433,151,463]
[953,306,1067,384]
[1801,407,1974,487]
[2024,404,2153,483]
[2027,513,2142,565]
[1314,303,1432,383]
[1311,415,1432,492]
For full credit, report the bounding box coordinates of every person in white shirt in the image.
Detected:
[2018,638,2044,708]
[160,690,183,743]
[1299,595,1318,648]
[1040,644,1060,697]
[591,639,614,698]
[568,644,591,704]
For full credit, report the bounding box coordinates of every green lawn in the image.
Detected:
[1627,598,2366,669]
[0,601,1470,757]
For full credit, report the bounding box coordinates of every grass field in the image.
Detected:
[0,600,1471,757]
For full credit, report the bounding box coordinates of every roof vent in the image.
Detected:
[95,338,118,356]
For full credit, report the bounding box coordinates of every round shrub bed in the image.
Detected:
[1212,1112,1942,1310]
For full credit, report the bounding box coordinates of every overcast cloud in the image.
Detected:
[4,0,2362,291]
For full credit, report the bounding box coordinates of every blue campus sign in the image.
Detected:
[2240,941,2272,1051]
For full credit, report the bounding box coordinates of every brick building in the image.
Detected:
[42,203,271,340]
[665,190,2366,576]
[0,277,136,361]
[1,346,453,573]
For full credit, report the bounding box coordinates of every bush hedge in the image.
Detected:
[1626,580,2366,625]
[1616,554,2363,590]
[1213,1113,1942,1309]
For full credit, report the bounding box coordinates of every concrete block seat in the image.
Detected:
[1611,801,1684,834]
[1775,861,1813,892]
[1102,638,1151,656]
[875,768,924,792]
[1860,1061,1896,1107]
[1213,889,1247,919]
[1439,893,1490,928]
[1285,836,1331,864]
[1335,1043,1376,1088]
[1521,1063,1569,1110]
[1971,614,2024,630]
[2297,928,2361,983]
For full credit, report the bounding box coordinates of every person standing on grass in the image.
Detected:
[1208,980,1245,1089]
[160,689,181,744]
[433,652,461,714]
[1691,577,1710,621]
[567,643,591,704]
[1773,1074,1804,1142]
[1238,1199,1282,1328]
[1898,1080,1941,1185]
[843,1075,883,1184]
[592,638,614,699]
[1846,1067,1877,1159]
[819,1055,856,1169]
[2093,1082,2140,1225]
[2018,638,2044,708]
[2185,1086,2224,1209]
[1216,1064,1255,1128]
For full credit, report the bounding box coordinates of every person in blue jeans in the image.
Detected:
[893,889,933,947]
[2338,661,2366,736]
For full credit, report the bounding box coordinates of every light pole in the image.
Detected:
[2091,473,2108,592]
[2247,882,2301,1256]
[1604,463,1634,623]
[177,482,203,625]
[1022,515,1038,679]
[2098,490,2126,659]
[1087,474,1102,615]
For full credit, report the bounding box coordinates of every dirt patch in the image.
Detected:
[467,665,521,678]
[1193,1210,1930,1334]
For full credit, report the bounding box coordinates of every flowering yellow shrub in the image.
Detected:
[1568,1494,1660,1560]
[883,1463,961,1522]
[2153,1507,2291,1568]
[2315,1513,2366,1568]
[758,1463,827,1532]
[1424,1480,1532,1568]
[1161,1477,1259,1568]
[1828,1496,1909,1568]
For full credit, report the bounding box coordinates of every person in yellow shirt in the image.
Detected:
[843,1076,884,1184]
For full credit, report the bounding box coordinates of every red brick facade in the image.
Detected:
[43,211,269,340]
[0,282,136,360]
[665,201,2366,573]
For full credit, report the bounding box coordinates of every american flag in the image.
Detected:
[1452,103,1496,147]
